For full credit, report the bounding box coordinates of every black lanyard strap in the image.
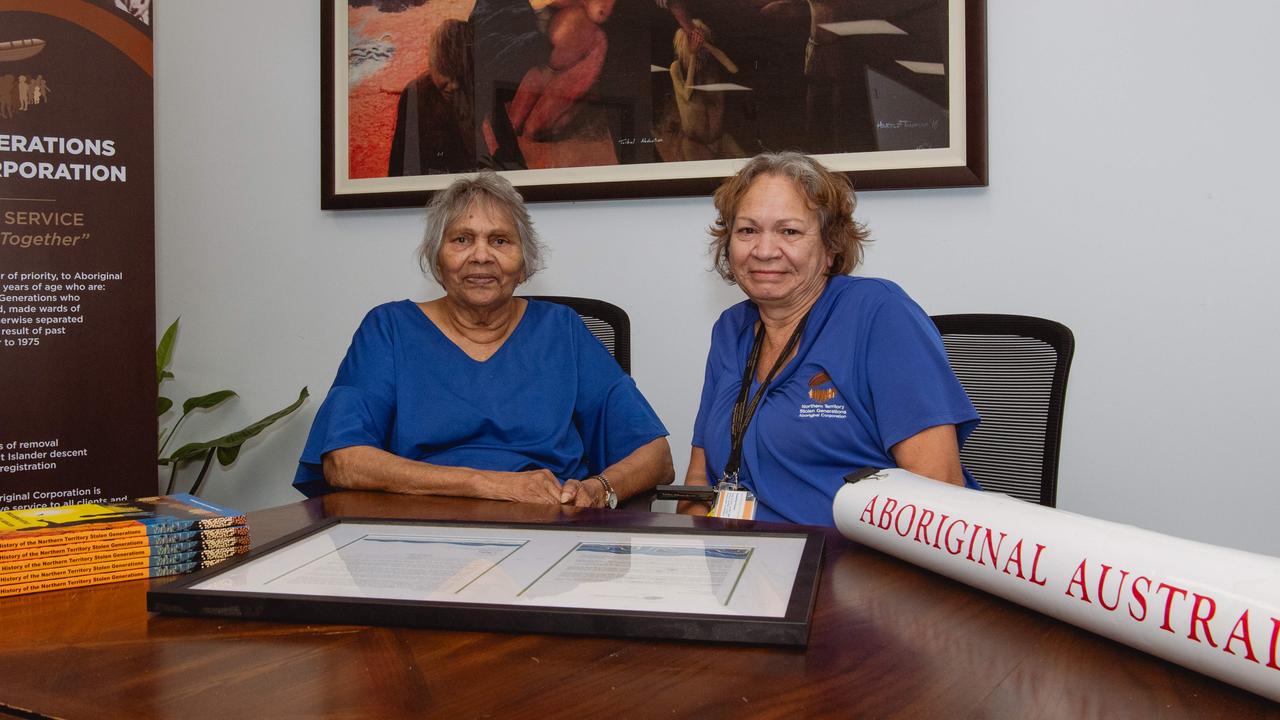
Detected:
[723,310,810,483]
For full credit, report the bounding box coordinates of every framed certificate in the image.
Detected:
[148,518,825,646]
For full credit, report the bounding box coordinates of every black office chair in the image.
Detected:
[931,315,1075,507]
[525,295,631,375]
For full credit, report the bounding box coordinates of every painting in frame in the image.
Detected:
[322,0,986,209]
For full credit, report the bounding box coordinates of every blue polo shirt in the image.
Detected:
[692,276,979,525]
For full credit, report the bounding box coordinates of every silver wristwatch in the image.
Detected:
[590,474,617,509]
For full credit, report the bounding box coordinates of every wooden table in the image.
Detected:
[1,492,1275,719]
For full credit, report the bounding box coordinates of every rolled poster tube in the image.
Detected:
[833,469,1280,701]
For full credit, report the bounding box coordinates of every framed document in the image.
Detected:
[148,518,825,646]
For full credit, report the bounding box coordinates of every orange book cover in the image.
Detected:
[0,561,201,599]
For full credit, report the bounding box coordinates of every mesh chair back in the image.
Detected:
[525,296,631,375]
[932,315,1074,507]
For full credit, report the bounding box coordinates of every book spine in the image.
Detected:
[198,528,251,550]
[192,514,247,530]
[0,539,249,573]
[0,524,249,562]
[0,552,216,585]
[0,523,149,551]
[0,561,199,598]
[0,534,152,562]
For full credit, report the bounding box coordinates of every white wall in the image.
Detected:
[155,1,1280,554]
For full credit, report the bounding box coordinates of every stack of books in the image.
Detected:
[0,494,250,598]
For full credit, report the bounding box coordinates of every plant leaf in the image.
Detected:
[182,389,237,415]
[163,387,309,465]
[161,371,175,381]
[156,318,179,385]
[158,396,173,416]
[216,445,240,466]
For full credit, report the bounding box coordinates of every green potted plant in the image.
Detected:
[156,318,308,496]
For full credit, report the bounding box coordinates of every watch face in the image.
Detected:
[606,493,617,509]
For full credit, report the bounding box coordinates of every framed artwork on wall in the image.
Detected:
[322,0,986,209]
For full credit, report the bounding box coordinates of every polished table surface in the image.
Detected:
[1,492,1276,719]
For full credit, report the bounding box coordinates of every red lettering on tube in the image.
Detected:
[1267,616,1280,670]
[1128,576,1151,622]
[976,529,1007,568]
[1028,544,1049,587]
[1001,539,1025,579]
[913,508,936,546]
[943,520,967,555]
[932,514,950,549]
[1096,564,1130,612]
[1187,593,1218,646]
[1155,583,1189,633]
[894,504,917,538]
[858,496,878,526]
[964,524,984,562]
[877,498,898,530]
[1223,610,1258,663]
[1065,559,1091,602]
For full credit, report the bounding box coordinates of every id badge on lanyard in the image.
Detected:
[709,477,757,520]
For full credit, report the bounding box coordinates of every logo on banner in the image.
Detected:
[0,38,50,120]
[113,1,152,27]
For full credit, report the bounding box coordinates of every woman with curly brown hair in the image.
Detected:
[683,151,979,525]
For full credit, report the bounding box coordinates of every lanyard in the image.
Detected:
[722,310,810,486]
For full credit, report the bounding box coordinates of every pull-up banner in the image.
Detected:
[0,0,154,509]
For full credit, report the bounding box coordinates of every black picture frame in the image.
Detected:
[322,0,986,209]
[148,517,826,646]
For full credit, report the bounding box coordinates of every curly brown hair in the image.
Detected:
[709,152,870,283]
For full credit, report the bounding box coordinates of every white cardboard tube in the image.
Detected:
[833,469,1280,701]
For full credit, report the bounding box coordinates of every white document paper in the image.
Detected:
[194,523,807,618]
[520,543,751,610]
[265,535,524,595]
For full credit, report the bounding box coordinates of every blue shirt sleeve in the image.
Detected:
[567,313,669,474]
[691,306,744,451]
[293,307,398,497]
[690,343,717,449]
[864,292,980,453]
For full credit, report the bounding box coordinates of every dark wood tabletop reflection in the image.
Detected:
[1,492,1275,719]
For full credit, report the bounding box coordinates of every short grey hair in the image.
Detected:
[417,172,546,284]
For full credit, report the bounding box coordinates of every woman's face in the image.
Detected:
[430,64,461,100]
[437,200,526,312]
[728,174,833,312]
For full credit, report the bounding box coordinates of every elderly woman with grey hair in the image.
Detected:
[296,172,673,507]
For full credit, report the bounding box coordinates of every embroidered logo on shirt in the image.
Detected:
[800,371,848,419]
[807,371,836,402]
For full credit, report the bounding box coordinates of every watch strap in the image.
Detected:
[591,474,617,509]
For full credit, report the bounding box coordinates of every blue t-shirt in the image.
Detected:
[692,276,980,526]
[294,299,668,497]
